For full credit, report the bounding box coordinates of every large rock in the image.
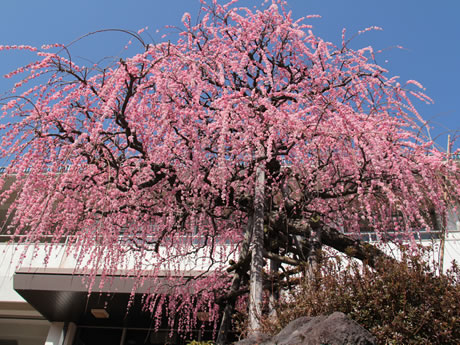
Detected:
[234,312,376,345]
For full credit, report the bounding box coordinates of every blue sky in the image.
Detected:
[0,0,458,151]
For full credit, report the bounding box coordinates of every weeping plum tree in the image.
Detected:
[1,0,459,342]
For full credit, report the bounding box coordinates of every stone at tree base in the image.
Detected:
[233,312,376,345]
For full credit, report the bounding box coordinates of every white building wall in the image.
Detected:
[0,242,50,345]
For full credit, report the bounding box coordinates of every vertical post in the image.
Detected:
[439,135,451,273]
[305,215,322,280]
[306,228,321,279]
[119,327,127,345]
[62,322,77,345]
[268,258,280,318]
[248,158,265,334]
[45,322,65,345]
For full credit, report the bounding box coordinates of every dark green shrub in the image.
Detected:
[262,247,460,345]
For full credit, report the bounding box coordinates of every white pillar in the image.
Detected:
[45,322,65,345]
[63,322,77,345]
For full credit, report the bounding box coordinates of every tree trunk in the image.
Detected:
[216,216,253,345]
[248,162,265,334]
